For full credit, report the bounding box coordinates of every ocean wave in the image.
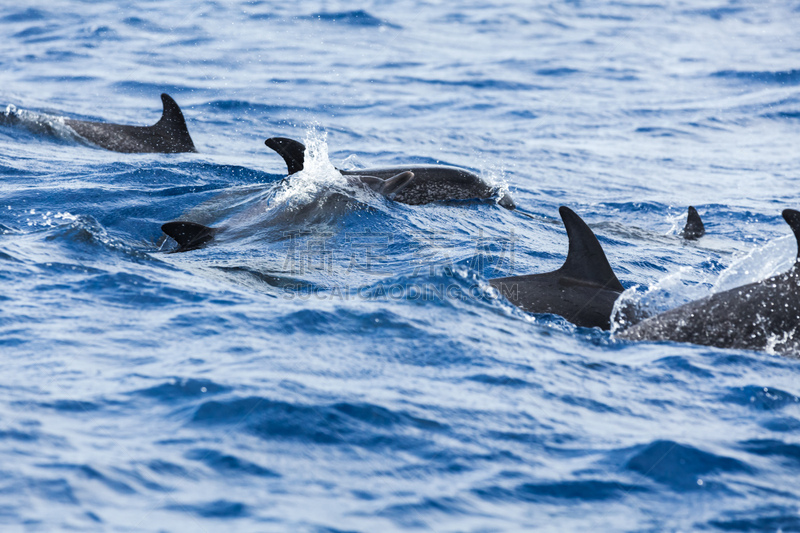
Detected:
[474,479,647,503]
[184,448,280,478]
[712,69,800,85]
[304,10,401,29]
[721,385,800,411]
[623,440,751,490]
[191,396,446,450]
[132,378,231,402]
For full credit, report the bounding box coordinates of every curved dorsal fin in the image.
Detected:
[680,206,705,240]
[162,221,216,252]
[153,93,196,152]
[782,209,800,264]
[558,206,624,292]
[265,137,306,175]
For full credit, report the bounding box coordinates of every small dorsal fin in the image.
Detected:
[782,209,800,264]
[162,221,216,252]
[558,206,624,292]
[153,93,197,152]
[680,206,705,240]
[265,137,306,175]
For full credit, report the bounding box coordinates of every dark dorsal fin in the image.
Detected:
[265,137,306,175]
[162,221,216,252]
[152,93,197,152]
[680,206,705,240]
[782,209,800,264]
[558,206,624,292]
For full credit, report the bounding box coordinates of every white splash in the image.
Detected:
[3,105,83,143]
[270,126,349,208]
[711,234,794,293]
[611,265,711,332]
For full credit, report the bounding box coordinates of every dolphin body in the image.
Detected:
[161,170,416,252]
[490,206,625,330]
[265,137,515,209]
[64,93,197,153]
[618,209,800,354]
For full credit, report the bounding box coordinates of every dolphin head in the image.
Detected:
[498,190,516,210]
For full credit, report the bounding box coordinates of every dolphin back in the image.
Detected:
[355,172,416,198]
[65,93,196,153]
[264,136,514,208]
[490,206,624,329]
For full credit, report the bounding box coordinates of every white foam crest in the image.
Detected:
[3,105,83,142]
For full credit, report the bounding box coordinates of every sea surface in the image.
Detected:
[2,1,800,531]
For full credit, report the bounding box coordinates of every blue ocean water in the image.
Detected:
[2,0,800,530]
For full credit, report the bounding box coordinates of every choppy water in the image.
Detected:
[2,1,800,531]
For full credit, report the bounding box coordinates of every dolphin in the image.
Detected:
[64,93,197,153]
[265,137,516,209]
[160,170,416,252]
[680,206,705,240]
[618,209,800,354]
[489,206,625,329]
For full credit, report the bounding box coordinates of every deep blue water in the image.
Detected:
[2,1,800,531]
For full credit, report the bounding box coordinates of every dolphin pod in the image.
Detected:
[489,205,800,355]
[265,137,516,209]
[485,204,706,330]
[6,93,797,354]
[618,209,800,354]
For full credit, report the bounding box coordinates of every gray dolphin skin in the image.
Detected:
[619,209,800,353]
[680,206,705,240]
[64,93,197,153]
[265,137,516,209]
[490,206,625,329]
[160,170,416,253]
